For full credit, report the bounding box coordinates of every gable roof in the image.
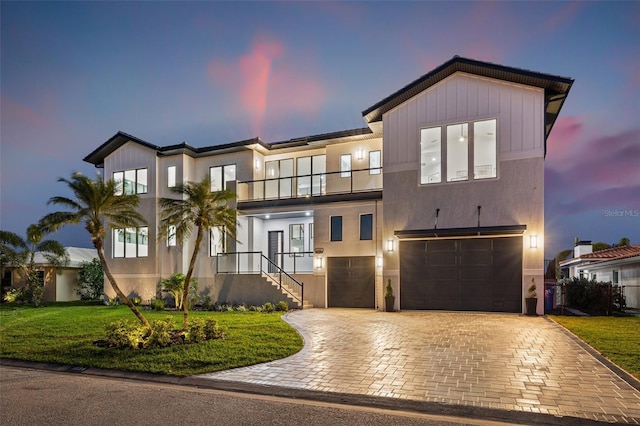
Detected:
[84,128,375,167]
[362,56,574,143]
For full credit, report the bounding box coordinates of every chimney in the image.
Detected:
[574,240,592,258]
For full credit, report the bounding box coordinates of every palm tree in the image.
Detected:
[158,175,236,331]
[616,237,631,247]
[0,225,68,305]
[38,172,151,332]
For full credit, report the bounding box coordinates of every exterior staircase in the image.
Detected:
[262,273,313,309]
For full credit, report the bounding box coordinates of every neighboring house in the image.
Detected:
[560,242,640,309]
[83,56,573,314]
[2,247,98,302]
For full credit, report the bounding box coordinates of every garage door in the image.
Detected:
[327,256,375,308]
[400,237,522,312]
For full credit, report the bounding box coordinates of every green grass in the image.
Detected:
[0,304,303,376]
[550,315,640,379]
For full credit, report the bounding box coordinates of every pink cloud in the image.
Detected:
[541,1,583,34]
[207,35,326,138]
[546,116,583,166]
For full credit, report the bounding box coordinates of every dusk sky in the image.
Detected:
[1,1,638,257]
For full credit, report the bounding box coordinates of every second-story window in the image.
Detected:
[167,166,176,188]
[114,168,147,195]
[369,151,381,175]
[340,154,351,178]
[210,165,236,191]
[360,214,373,240]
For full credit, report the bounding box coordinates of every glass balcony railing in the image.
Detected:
[237,168,382,202]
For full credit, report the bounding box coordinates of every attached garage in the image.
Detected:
[327,256,375,308]
[399,236,522,312]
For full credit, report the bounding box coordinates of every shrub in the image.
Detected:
[147,317,174,348]
[107,296,120,306]
[150,298,165,311]
[104,320,146,349]
[200,295,216,311]
[204,318,223,340]
[248,305,261,312]
[3,288,27,304]
[186,319,206,344]
[76,258,104,300]
[263,302,275,313]
[563,277,613,315]
[131,296,142,306]
[276,301,289,312]
[159,273,198,309]
[234,304,247,312]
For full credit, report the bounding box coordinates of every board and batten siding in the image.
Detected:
[383,72,545,168]
[103,141,158,197]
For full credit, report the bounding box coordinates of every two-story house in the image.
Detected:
[84,56,573,315]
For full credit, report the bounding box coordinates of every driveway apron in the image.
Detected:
[198,309,640,423]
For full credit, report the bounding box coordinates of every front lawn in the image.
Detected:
[0,304,303,376]
[550,315,640,379]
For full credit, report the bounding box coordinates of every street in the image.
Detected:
[0,365,509,426]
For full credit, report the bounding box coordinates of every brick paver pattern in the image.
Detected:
[198,309,640,424]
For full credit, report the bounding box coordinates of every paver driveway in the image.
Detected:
[199,309,640,423]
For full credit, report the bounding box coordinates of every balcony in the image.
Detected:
[237,167,382,204]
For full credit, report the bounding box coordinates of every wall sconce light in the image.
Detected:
[377,256,383,268]
[357,147,364,161]
[254,159,260,170]
[387,239,394,252]
[315,256,323,269]
[530,235,538,249]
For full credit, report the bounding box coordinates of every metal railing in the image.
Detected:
[274,251,313,273]
[261,254,303,306]
[214,251,304,306]
[236,167,382,202]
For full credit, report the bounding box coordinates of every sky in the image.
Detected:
[1,1,638,257]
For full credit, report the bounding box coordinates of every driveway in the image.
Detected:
[198,309,640,423]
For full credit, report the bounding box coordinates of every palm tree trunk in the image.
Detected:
[94,239,152,333]
[182,226,203,331]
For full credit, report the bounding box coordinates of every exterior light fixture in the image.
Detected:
[254,159,260,170]
[315,256,323,269]
[530,235,538,249]
[357,148,364,161]
[265,215,270,219]
[377,256,383,268]
[387,239,394,252]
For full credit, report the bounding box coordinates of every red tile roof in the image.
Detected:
[581,245,640,261]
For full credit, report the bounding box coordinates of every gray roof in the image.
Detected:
[362,56,574,144]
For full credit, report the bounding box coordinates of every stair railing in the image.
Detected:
[261,254,304,306]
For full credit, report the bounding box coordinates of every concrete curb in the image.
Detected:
[0,358,616,425]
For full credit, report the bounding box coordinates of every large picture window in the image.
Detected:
[420,127,442,184]
[113,226,148,258]
[473,119,497,179]
[420,119,497,185]
[210,165,236,191]
[114,168,147,195]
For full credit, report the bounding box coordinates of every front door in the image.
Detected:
[268,231,283,272]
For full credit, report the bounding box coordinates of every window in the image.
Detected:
[167,225,176,247]
[447,123,468,182]
[264,159,293,198]
[210,165,236,191]
[613,270,619,284]
[474,119,497,179]
[297,157,311,196]
[312,155,326,195]
[209,227,225,256]
[421,119,497,185]
[113,168,147,195]
[289,224,304,255]
[330,216,342,241]
[340,154,351,178]
[113,226,149,258]
[167,166,176,188]
[369,151,381,175]
[308,223,314,254]
[420,127,442,184]
[360,214,373,240]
